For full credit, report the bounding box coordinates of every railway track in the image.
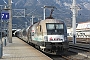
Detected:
[69,42,90,52]
[69,44,90,52]
[50,55,72,60]
[45,50,78,60]
[46,51,90,60]
[45,42,90,60]
[68,37,90,44]
[69,40,90,44]
[46,54,73,60]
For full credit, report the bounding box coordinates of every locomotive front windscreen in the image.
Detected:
[46,23,64,35]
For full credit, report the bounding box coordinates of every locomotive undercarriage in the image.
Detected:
[28,40,69,55]
[39,41,69,55]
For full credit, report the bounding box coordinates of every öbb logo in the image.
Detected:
[49,37,60,41]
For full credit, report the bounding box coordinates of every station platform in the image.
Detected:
[1,37,52,60]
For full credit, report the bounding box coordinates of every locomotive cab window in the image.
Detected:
[46,23,64,35]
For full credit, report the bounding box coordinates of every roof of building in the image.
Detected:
[76,21,90,29]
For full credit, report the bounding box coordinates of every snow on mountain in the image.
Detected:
[0,0,90,27]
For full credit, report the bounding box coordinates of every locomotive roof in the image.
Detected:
[40,19,64,23]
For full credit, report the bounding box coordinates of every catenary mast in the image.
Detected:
[8,0,12,43]
[72,0,76,44]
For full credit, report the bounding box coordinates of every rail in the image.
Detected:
[69,44,90,52]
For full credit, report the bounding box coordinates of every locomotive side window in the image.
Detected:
[37,25,42,32]
[46,23,64,35]
[40,25,41,32]
[36,25,42,36]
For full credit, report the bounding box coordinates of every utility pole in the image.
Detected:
[0,5,3,58]
[72,0,76,44]
[8,0,12,43]
[31,15,35,25]
[41,5,46,20]
[43,5,46,20]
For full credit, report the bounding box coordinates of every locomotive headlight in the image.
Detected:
[44,36,48,42]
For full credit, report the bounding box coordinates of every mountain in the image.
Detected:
[0,0,90,28]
